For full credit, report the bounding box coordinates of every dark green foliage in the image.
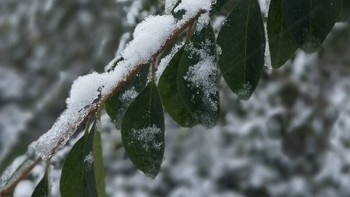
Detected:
[60,135,85,197]
[158,47,197,127]
[340,0,350,21]
[177,24,219,128]
[217,0,266,100]
[121,81,165,178]
[60,121,106,197]
[267,0,298,68]
[2,1,347,194]
[31,168,49,197]
[281,0,342,52]
[105,64,149,129]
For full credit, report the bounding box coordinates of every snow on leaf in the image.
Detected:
[165,0,179,14]
[174,0,212,19]
[130,125,163,151]
[84,152,94,170]
[237,82,253,100]
[184,58,218,111]
[29,0,211,160]
[177,24,219,128]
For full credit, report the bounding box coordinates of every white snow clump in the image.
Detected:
[29,0,213,160]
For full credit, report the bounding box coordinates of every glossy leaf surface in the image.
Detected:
[158,47,197,127]
[281,0,342,52]
[177,24,219,128]
[217,0,266,100]
[60,121,105,197]
[267,0,298,68]
[105,64,149,129]
[121,82,165,178]
[60,134,85,197]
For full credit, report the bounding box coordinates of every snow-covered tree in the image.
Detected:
[1,0,350,196]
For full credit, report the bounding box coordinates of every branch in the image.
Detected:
[0,7,207,194]
[0,158,41,196]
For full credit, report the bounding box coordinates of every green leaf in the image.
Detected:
[105,64,149,129]
[281,0,342,52]
[267,0,298,68]
[92,120,106,197]
[60,135,85,197]
[121,81,165,178]
[31,167,49,197]
[60,120,106,197]
[158,47,197,127]
[177,24,219,128]
[217,0,266,100]
[340,0,350,21]
[83,123,98,197]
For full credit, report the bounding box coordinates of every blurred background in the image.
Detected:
[1,0,350,196]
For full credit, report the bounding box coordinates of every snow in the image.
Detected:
[122,15,177,66]
[165,0,178,14]
[195,12,210,32]
[0,155,26,188]
[120,87,138,102]
[0,105,31,159]
[184,59,217,110]
[8,0,350,196]
[130,125,163,151]
[183,38,218,111]
[174,0,212,20]
[66,72,105,111]
[237,82,252,99]
[84,152,94,169]
[28,0,212,160]
[13,180,34,197]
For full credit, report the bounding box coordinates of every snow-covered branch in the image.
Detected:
[29,0,211,160]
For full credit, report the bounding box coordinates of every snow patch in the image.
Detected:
[174,0,212,20]
[122,15,176,66]
[130,125,163,151]
[84,152,94,170]
[120,87,138,102]
[195,12,210,32]
[183,39,218,111]
[165,0,178,14]
[184,59,217,110]
[237,82,252,99]
[30,1,211,160]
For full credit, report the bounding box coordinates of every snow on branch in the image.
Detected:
[29,0,213,160]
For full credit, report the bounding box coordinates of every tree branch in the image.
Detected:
[0,9,206,195]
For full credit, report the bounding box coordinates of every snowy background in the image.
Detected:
[1,0,350,196]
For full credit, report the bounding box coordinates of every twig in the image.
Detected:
[0,158,41,197]
[0,9,206,195]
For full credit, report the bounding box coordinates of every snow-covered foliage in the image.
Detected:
[1,0,350,196]
[28,0,213,160]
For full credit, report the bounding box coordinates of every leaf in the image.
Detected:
[60,135,85,197]
[105,64,149,129]
[177,24,219,128]
[92,120,106,197]
[267,0,298,68]
[60,120,106,197]
[340,0,350,21]
[83,123,98,197]
[158,47,197,127]
[217,0,266,100]
[281,0,342,52]
[121,81,165,178]
[31,167,49,197]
